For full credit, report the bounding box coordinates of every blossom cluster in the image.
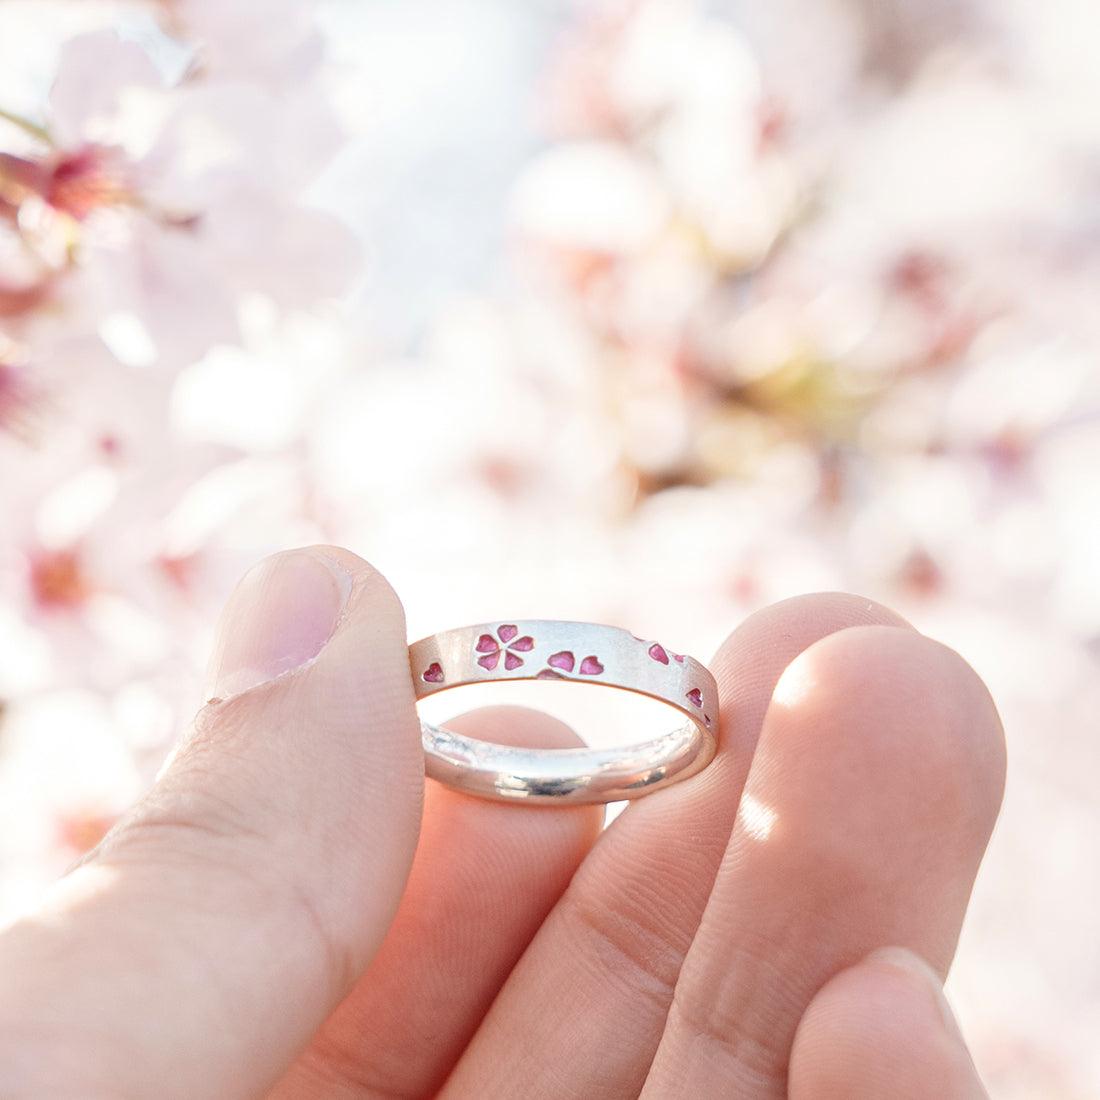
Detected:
[0,1,1097,1094]
[513,1,1098,617]
[0,0,360,902]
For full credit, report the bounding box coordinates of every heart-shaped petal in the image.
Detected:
[497,624,518,643]
[476,634,499,653]
[422,662,444,683]
[579,655,604,676]
[504,651,524,671]
[478,651,501,671]
[510,635,535,651]
[548,651,575,672]
[686,688,703,707]
[648,643,669,664]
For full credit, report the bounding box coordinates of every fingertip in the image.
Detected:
[307,544,406,616]
[171,544,422,845]
[789,947,988,1100]
[707,593,914,756]
[771,625,1006,851]
[305,544,411,654]
[200,545,406,705]
[707,592,915,709]
[445,705,586,750]
[712,591,913,670]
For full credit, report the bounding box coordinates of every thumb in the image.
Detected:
[0,547,425,1100]
[789,947,990,1099]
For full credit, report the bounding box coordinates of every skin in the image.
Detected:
[0,547,1004,1098]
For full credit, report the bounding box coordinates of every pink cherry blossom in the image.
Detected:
[2,19,359,371]
[475,624,535,671]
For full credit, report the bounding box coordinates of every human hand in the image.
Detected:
[0,547,1004,1098]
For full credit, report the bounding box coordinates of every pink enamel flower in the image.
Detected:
[475,624,535,671]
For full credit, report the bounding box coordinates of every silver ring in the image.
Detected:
[409,621,719,804]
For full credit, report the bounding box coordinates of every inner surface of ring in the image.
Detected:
[421,716,707,802]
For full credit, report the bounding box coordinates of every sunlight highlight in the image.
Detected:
[770,657,818,711]
[737,792,777,842]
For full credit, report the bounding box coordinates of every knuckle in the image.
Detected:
[558,885,686,1017]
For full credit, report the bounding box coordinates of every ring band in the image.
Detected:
[409,621,719,803]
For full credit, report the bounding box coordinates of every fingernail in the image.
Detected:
[204,549,352,701]
[867,947,965,1041]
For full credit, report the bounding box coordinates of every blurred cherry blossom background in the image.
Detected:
[2,0,1098,1094]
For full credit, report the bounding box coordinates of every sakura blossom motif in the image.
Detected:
[549,650,576,672]
[647,642,685,665]
[535,650,605,679]
[685,687,712,728]
[475,624,535,671]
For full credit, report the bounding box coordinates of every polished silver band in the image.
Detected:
[409,621,719,804]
